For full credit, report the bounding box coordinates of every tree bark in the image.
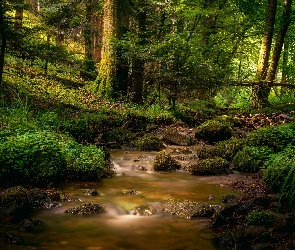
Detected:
[0,0,7,92]
[251,0,277,109]
[97,0,129,100]
[281,41,289,94]
[14,0,24,51]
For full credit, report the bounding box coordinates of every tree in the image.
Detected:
[251,0,292,108]
[96,0,129,100]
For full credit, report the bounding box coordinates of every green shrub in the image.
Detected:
[0,131,66,186]
[232,146,274,172]
[262,146,295,196]
[132,134,164,151]
[246,211,274,227]
[189,157,229,175]
[67,145,105,181]
[153,151,181,171]
[244,123,295,152]
[214,137,245,161]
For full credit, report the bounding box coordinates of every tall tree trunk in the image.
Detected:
[83,0,95,72]
[92,15,103,62]
[0,0,7,92]
[251,0,277,109]
[14,0,24,52]
[97,0,129,100]
[130,2,147,103]
[281,41,289,94]
[266,0,292,84]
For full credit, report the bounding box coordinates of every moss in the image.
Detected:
[189,157,229,175]
[214,137,245,161]
[162,129,194,146]
[196,147,215,159]
[132,134,164,151]
[246,211,275,228]
[153,151,181,171]
[195,116,235,143]
[232,146,274,172]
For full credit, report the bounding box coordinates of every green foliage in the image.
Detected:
[68,145,105,181]
[153,151,181,172]
[262,146,295,209]
[244,123,295,152]
[232,146,274,172]
[132,134,164,151]
[214,137,245,161]
[189,157,229,175]
[0,131,66,187]
[102,128,136,146]
[246,211,275,228]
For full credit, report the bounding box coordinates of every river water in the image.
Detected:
[2,149,239,250]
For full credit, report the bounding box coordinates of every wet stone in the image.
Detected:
[220,194,239,204]
[64,203,105,215]
[3,232,20,244]
[123,190,138,195]
[17,219,43,232]
[130,205,155,216]
[87,189,100,196]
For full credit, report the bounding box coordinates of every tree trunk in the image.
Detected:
[14,0,24,51]
[251,0,277,109]
[92,15,103,62]
[266,0,292,85]
[130,2,147,103]
[281,41,289,94]
[97,0,129,100]
[83,1,96,72]
[0,0,7,92]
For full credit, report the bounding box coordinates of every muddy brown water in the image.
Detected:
[1,148,240,250]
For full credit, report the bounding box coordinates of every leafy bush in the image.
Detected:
[153,151,181,171]
[232,146,274,172]
[244,123,295,152]
[189,157,229,175]
[262,146,295,200]
[132,134,164,151]
[246,211,274,227]
[0,131,66,186]
[67,145,105,181]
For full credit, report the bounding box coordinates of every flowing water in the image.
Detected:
[2,148,240,250]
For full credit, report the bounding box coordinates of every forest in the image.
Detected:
[1,0,295,249]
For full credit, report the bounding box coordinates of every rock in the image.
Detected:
[164,198,219,219]
[64,203,105,215]
[220,194,238,204]
[28,188,51,209]
[123,190,138,195]
[87,189,100,196]
[252,243,275,250]
[130,205,155,216]
[189,157,229,175]
[3,232,20,244]
[131,134,164,151]
[208,195,216,200]
[17,219,43,232]
[214,233,251,250]
[162,129,194,146]
[153,151,181,171]
[245,225,267,239]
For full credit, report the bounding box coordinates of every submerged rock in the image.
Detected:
[64,203,105,215]
[87,189,100,196]
[130,205,156,216]
[164,198,220,219]
[17,219,43,232]
[153,151,181,171]
[3,232,20,244]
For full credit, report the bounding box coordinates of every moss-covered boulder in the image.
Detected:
[196,146,215,159]
[132,134,164,151]
[189,157,229,175]
[162,129,194,146]
[153,151,181,171]
[214,137,245,161]
[232,146,274,173]
[195,116,237,143]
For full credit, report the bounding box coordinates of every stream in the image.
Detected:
[2,148,240,250]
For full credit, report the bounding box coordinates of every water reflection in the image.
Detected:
[2,149,239,250]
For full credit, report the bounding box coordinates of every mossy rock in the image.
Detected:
[195,117,235,143]
[246,211,275,228]
[214,137,245,161]
[132,134,164,151]
[64,203,105,215]
[196,147,215,159]
[162,129,194,146]
[164,198,217,219]
[153,151,181,171]
[189,157,229,175]
[101,128,136,146]
[232,146,274,173]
